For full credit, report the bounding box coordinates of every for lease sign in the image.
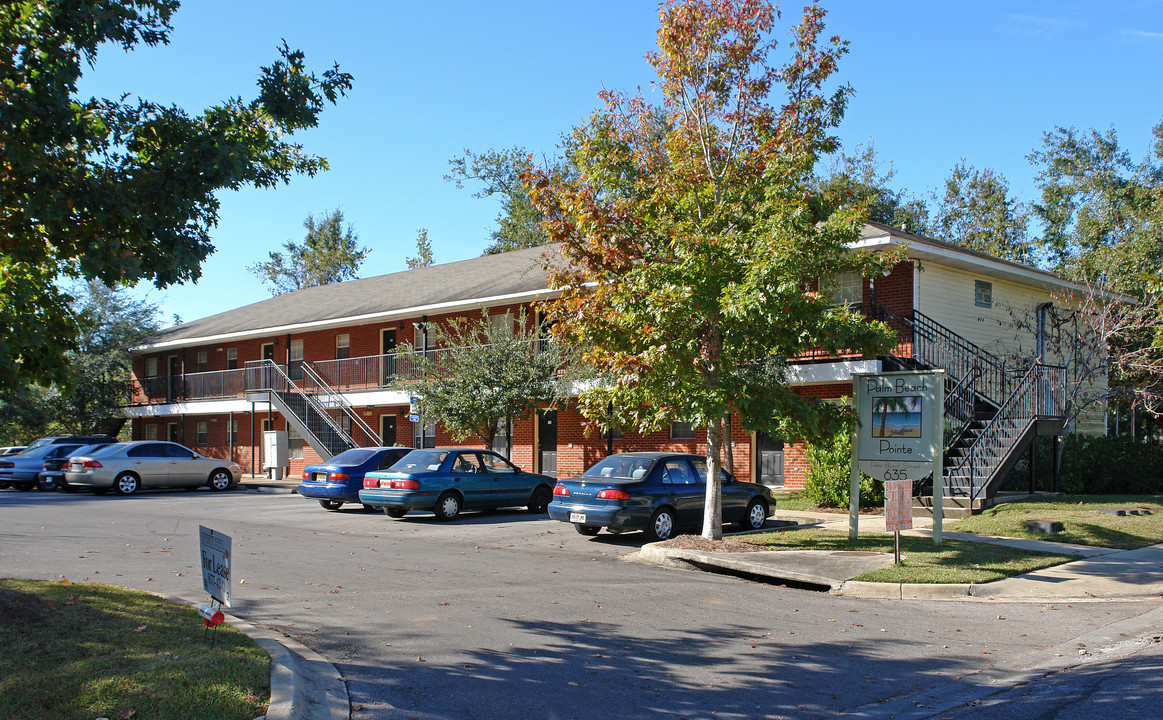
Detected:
[199,525,231,607]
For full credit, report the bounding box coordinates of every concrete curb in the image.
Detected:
[161,593,347,720]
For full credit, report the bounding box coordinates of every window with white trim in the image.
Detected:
[826,271,862,305]
[196,421,208,445]
[670,422,696,440]
[196,351,208,372]
[336,333,350,360]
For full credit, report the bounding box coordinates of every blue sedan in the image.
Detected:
[547,452,774,541]
[298,446,413,511]
[359,448,556,521]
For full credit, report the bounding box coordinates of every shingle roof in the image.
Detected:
[139,244,561,349]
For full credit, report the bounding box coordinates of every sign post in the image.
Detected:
[851,370,944,546]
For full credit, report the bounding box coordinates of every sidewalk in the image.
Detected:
[636,509,1163,602]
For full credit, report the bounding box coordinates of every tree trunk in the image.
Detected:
[703,419,723,540]
[722,414,734,474]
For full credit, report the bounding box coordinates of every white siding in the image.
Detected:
[916,262,1106,436]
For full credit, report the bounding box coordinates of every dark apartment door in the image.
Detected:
[166,356,181,401]
[756,431,784,487]
[538,410,557,478]
[167,422,179,444]
[380,415,397,447]
[381,329,397,385]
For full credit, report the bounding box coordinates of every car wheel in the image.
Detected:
[646,508,676,542]
[433,492,462,521]
[740,499,768,531]
[319,499,344,511]
[385,507,408,518]
[37,476,59,492]
[208,469,233,492]
[15,482,35,492]
[527,486,552,514]
[574,524,600,536]
[114,473,139,496]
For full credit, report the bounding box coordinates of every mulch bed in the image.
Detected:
[657,535,768,553]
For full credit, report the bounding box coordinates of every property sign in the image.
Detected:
[850,369,945,544]
[854,371,942,483]
[883,479,913,532]
[199,526,232,607]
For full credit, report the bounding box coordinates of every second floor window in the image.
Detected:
[197,351,208,373]
[336,333,350,359]
[227,347,238,370]
[826,271,862,306]
[146,357,158,377]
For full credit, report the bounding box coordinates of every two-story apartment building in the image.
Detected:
[127,222,1099,503]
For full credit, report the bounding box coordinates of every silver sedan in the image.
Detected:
[64,441,242,495]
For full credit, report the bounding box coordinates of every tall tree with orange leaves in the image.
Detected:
[529,0,898,539]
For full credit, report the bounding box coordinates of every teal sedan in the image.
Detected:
[359,448,556,521]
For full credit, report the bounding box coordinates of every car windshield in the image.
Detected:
[326,448,376,465]
[86,443,127,457]
[581,456,656,482]
[390,451,448,472]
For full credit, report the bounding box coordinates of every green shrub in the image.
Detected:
[1005,434,1163,495]
[804,430,884,508]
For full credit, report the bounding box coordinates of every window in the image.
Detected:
[670,422,696,440]
[660,460,697,485]
[287,424,304,460]
[289,338,304,380]
[145,424,158,441]
[492,418,511,456]
[196,351,208,373]
[413,420,436,449]
[975,280,993,308]
[336,333,350,360]
[226,347,238,370]
[340,415,352,438]
[196,421,208,445]
[826,271,862,305]
[604,426,624,441]
[488,312,514,336]
[146,357,158,377]
[229,419,238,444]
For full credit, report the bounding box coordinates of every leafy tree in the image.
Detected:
[1028,120,1163,291]
[392,310,574,456]
[50,282,164,435]
[0,282,162,442]
[0,1,352,387]
[931,159,1036,265]
[249,209,369,294]
[812,141,930,233]
[406,228,435,269]
[529,0,898,539]
[446,147,561,255]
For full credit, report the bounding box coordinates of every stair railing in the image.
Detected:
[243,360,357,456]
[299,362,382,447]
[943,365,981,450]
[947,362,1067,500]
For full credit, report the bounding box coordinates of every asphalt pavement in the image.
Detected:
[226,479,1163,720]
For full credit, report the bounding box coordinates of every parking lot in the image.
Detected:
[2,487,1160,720]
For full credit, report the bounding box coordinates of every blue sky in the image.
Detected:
[77,1,1163,326]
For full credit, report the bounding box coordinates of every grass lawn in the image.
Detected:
[0,579,269,720]
[746,528,1076,584]
[950,495,1163,550]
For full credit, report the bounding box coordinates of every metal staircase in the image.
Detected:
[243,360,381,461]
[868,306,1066,503]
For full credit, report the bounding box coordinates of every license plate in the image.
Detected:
[569,513,586,523]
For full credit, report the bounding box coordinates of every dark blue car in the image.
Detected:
[298,446,413,511]
[547,452,773,541]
